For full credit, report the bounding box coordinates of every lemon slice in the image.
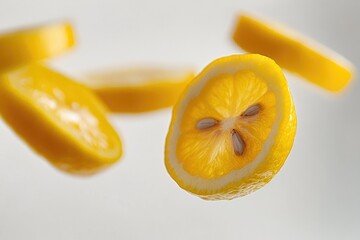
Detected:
[84,67,194,113]
[233,14,355,92]
[0,64,122,175]
[0,22,75,72]
[165,54,296,200]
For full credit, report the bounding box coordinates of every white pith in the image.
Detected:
[166,57,285,192]
[221,117,237,131]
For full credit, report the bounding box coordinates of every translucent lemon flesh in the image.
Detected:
[178,71,276,179]
[85,67,194,113]
[0,22,74,72]
[0,64,122,175]
[233,14,354,92]
[165,54,296,200]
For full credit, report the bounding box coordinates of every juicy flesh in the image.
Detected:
[177,70,276,179]
[9,67,118,152]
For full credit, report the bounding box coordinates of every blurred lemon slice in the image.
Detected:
[0,22,75,72]
[0,64,122,175]
[233,14,355,92]
[165,54,296,200]
[84,67,194,113]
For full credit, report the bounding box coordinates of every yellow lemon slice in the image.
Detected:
[165,54,296,200]
[0,22,75,72]
[0,64,122,175]
[233,14,355,92]
[84,67,194,113]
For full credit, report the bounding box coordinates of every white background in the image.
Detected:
[0,0,359,239]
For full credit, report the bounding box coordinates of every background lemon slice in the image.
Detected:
[0,22,75,72]
[165,54,296,200]
[233,14,355,92]
[84,67,194,113]
[0,64,122,175]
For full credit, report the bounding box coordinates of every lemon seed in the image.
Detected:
[231,129,245,155]
[241,104,260,117]
[196,118,218,129]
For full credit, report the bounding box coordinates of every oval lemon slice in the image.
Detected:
[84,67,194,113]
[0,22,75,72]
[233,14,355,92]
[165,54,296,200]
[0,64,122,175]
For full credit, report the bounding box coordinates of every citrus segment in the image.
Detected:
[0,22,75,72]
[0,64,122,175]
[233,14,355,92]
[84,67,194,113]
[165,54,296,200]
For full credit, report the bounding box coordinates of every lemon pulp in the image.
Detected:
[178,71,276,179]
